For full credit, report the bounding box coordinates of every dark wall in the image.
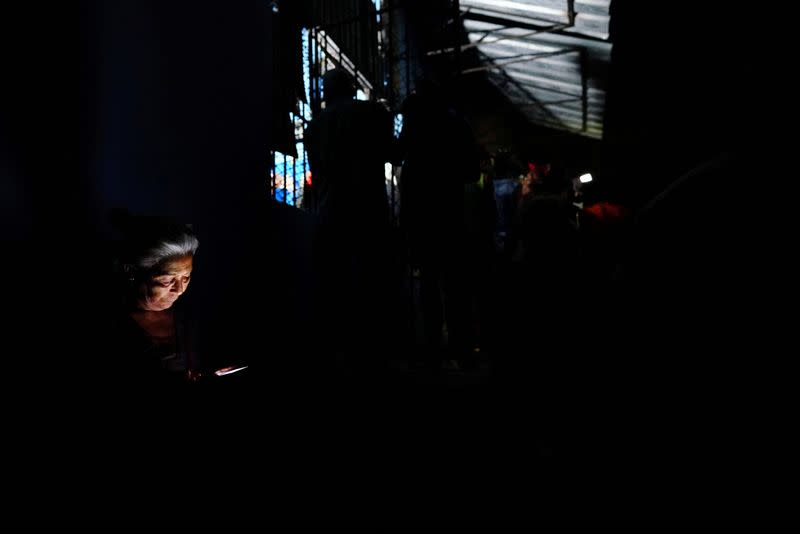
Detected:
[83,0,273,231]
[600,3,762,444]
[605,1,760,204]
[3,4,80,242]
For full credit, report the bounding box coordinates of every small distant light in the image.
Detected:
[579,173,593,183]
[270,1,279,13]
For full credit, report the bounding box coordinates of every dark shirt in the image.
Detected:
[109,302,197,385]
[304,98,395,232]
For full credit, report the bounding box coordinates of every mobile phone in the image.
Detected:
[214,365,248,377]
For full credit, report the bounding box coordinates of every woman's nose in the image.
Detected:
[171,279,187,294]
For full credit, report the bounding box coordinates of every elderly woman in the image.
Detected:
[110,211,200,382]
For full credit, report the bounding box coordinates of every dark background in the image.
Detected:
[1,2,765,466]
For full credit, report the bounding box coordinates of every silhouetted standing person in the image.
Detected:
[398,79,480,370]
[304,68,396,377]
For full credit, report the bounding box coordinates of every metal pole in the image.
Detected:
[426,24,568,56]
[580,48,588,133]
[312,4,401,32]
[387,0,394,108]
[302,104,307,207]
[452,0,461,82]
[404,2,410,96]
[567,0,576,27]
[283,155,288,203]
[460,47,577,74]
[270,151,276,196]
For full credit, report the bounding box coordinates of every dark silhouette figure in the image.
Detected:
[304,68,397,377]
[578,175,633,286]
[398,79,481,370]
[492,149,523,259]
[462,148,499,362]
[493,158,580,400]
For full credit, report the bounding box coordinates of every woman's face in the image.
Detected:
[136,255,193,311]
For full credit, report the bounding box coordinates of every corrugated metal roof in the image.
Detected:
[461,0,572,25]
[461,0,612,139]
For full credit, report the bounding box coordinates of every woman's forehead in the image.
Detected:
[156,255,193,274]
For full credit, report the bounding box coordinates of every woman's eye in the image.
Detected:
[156,279,173,287]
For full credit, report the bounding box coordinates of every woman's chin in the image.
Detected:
[139,300,174,312]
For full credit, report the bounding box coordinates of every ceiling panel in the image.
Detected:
[462,5,612,139]
[461,0,572,25]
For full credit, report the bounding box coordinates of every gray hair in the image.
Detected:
[112,210,199,274]
[135,231,199,271]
